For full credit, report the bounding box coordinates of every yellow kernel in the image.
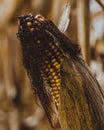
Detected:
[55,79,60,83]
[49,75,52,79]
[56,82,60,86]
[51,58,56,63]
[55,94,59,98]
[56,64,60,69]
[57,86,60,90]
[53,62,59,66]
[51,72,56,76]
[53,75,58,79]
[50,79,54,83]
[53,87,58,91]
[27,22,32,27]
[51,84,56,87]
[49,68,54,72]
[56,52,60,55]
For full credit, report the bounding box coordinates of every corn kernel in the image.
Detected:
[27,22,32,27]
[53,75,58,79]
[56,82,60,86]
[37,40,40,44]
[55,79,60,83]
[45,68,49,72]
[49,75,52,79]
[51,45,55,49]
[49,68,54,72]
[56,64,60,69]
[51,58,56,63]
[53,62,59,66]
[50,79,54,83]
[51,72,56,76]
[53,87,58,91]
[51,84,56,87]
[53,91,59,94]
[55,94,59,98]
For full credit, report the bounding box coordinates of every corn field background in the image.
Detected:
[0,0,104,130]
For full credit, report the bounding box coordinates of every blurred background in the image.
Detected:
[0,0,104,130]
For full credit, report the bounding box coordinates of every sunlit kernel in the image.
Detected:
[51,72,56,76]
[27,22,32,27]
[56,64,60,69]
[53,62,59,66]
[56,82,60,86]
[53,75,58,79]
[49,68,54,72]
[53,87,58,91]
[55,79,60,83]
[57,85,60,89]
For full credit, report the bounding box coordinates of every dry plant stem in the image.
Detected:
[96,0,104,9]
[0,0,25,26]
[77,0,90,64]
